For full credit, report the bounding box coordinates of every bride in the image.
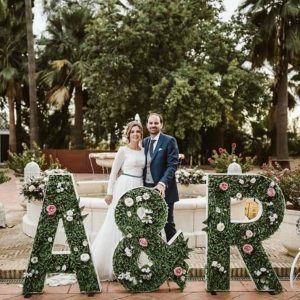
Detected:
[92,120,145,281]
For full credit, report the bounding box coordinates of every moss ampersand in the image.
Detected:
[204,174,284,294]
[113,187,189,292]
[23,174,100,295]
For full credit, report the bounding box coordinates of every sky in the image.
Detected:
[221,0,241,21]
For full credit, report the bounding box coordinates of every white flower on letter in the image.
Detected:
[66,210,73,216]
[80,253,90,262]
[142,193,150,200]
[30,257,38,264]
[124,197,134,207]
[217,222,225,232]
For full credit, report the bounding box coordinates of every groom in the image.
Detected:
[143,112,180,242]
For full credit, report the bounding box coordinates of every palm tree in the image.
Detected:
[240,0,300,168]
[25,0,39,148]
[0,0,27,153]
[0,0,7,19]
[38,5,93,149]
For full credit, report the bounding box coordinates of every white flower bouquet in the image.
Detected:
[22,175,46,202]
[21,169,67,202]
[175,168,205,185]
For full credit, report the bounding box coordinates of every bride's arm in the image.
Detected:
[105,147,125,204]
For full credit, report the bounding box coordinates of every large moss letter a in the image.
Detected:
[23,174,100,295]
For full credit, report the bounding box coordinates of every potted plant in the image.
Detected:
[262,163,300,256]
[208,143,256,173]
[21,169,66,202]
[22,169,67,239]
[175,168,206,198]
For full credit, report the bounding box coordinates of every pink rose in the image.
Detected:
[231,143,237,150]
[218,147,224,154]
[139,238,148,248]
[46,204,57,215]
[173,266,183,277]
[242,244,253,254]
[267,187,276,197]
[219,182,229,191]
[208,158,213,163]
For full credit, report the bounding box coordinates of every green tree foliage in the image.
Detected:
[83,0,272,162]
[37,3,94,149]
[239,0,300,167]
[83,0,222,147]
[0,0,28,153]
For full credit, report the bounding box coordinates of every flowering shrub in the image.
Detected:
[0,170,10,184]
[208,143,256,173]
[8,142,62,174]
[175,168,205,185]
[262,163,300,210]
[8,143,46,174]
[21,169,67,202]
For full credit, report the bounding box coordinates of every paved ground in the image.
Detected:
[1,281,300,299]
[1,170,300,299]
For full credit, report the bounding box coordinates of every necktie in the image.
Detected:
[149,139,155,158]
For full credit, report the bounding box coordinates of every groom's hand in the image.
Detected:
[154,183,165,198]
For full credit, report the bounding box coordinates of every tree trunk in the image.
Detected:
[15,84,23,153]
[25,0,39,148]
[7,96,17,153]
[274,20,290,169]
[275,67,289,165]
[268,84,277,157]
[73,82,84,149]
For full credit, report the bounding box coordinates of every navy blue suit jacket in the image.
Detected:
[143,133,179,204]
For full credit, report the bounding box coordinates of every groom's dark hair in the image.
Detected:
[146,112,163,123]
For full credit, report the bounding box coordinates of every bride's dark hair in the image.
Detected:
[125,121,143,142]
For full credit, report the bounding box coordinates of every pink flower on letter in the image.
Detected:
[267,187,276,198]
[46,204,57,215]
[174,266,183,277]
[242,244,253,254]
[139,238,148,248]
[219,182,229,191]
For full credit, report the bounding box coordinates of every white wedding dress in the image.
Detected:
[92,146,145,281]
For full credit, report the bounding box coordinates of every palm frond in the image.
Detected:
[286,29,300,53]
[48,86,70,110]
[0,0,7,20]
[282,0,300,18]
[0,67,18,81]
[51,59,72,71]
